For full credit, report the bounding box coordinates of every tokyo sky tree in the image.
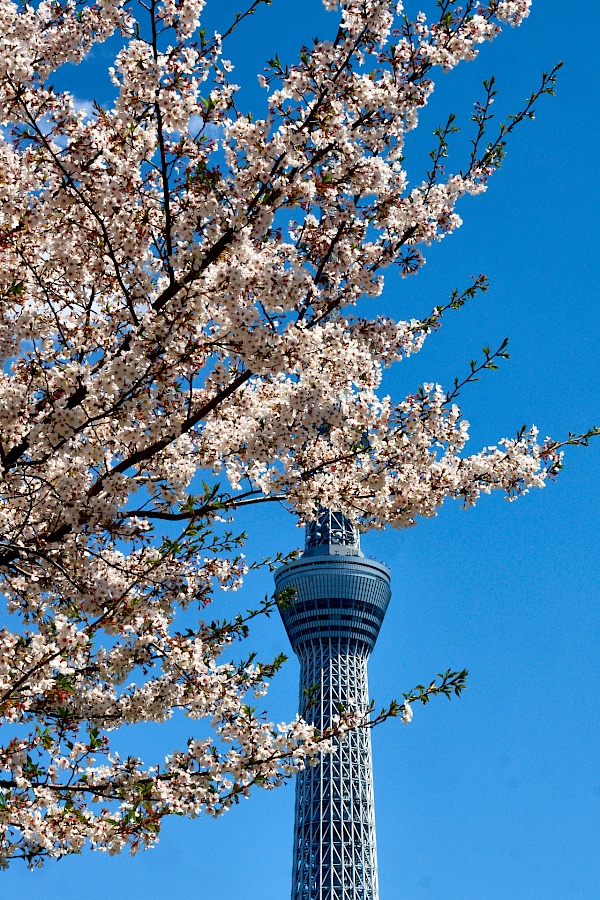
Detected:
[275,510,391,900]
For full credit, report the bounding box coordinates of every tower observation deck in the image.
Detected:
[275,510,391,900]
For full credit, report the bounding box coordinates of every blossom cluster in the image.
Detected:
[0,0,562,866]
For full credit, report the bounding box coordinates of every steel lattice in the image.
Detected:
[292,639,378,900]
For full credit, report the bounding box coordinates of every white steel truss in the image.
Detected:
[292,639,378,900]
[305,510,360,551]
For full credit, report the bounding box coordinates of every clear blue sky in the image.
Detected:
[4,1,599,897]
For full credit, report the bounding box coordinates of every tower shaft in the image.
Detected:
[293,639,377,900]
[276,512,391,900]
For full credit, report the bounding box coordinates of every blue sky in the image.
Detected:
[4,1,599,897]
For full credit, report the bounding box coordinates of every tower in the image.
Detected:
[275,510,391,900]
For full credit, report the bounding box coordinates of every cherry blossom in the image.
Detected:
[0,0,594,868]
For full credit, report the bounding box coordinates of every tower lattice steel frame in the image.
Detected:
[275,511,391,900]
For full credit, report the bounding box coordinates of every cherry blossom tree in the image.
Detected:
[0,0,596,867]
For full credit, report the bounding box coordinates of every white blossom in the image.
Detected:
[0,0,567,867]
